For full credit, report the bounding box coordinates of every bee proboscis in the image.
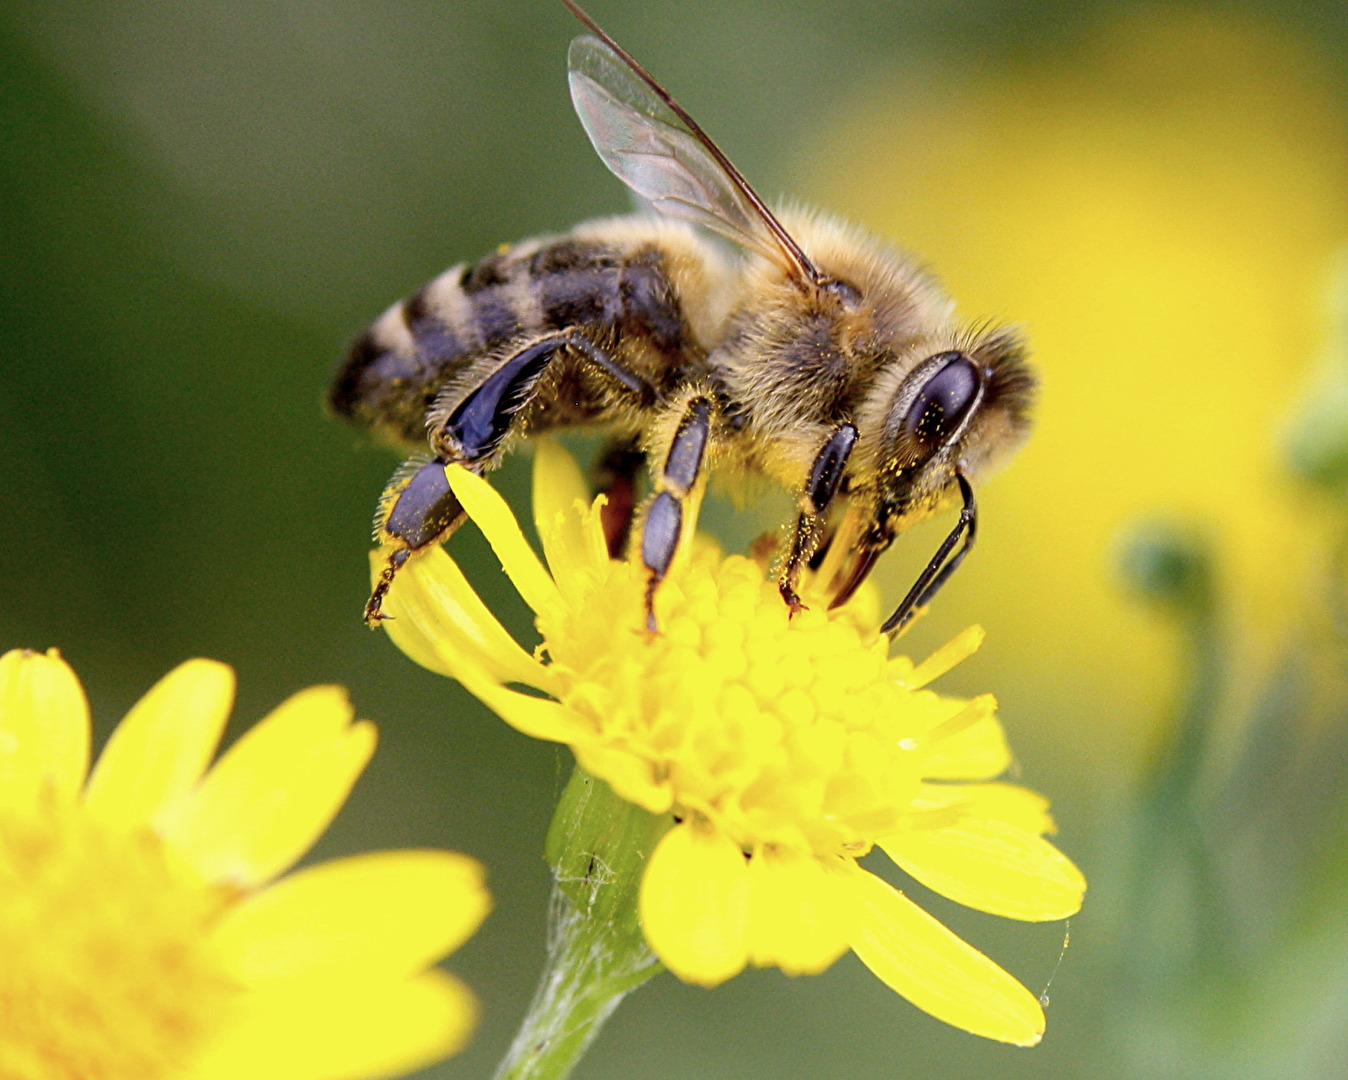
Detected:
[331,0,1035,633]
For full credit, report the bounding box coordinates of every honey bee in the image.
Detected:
[331,0,1034,634]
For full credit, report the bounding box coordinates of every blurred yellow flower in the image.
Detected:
[812,10,1348,752]
[0,649,489,1080]
[377,441,1083,1046]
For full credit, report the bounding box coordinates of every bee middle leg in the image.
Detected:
[779,422,858,613]
[639,394,713,633]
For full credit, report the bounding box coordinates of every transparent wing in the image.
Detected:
[567,32,818,283]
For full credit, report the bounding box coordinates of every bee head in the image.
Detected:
[875,327,1033,522]
[828,328,1034,608]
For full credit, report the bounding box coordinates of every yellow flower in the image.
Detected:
[377,441,1084,1047]
[0,649,489,1080]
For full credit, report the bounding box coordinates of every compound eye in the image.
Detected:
[902,352,981,458]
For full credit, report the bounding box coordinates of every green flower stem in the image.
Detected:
[492,766,671,1080]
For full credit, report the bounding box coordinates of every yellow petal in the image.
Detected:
[573,741,673,815]
[532,438,591,523]
[640,821,750,986]
[215,850,489,985]
[881,820,1085,921]
[916,781,1056,836]
[531,437,606,589]
[188,970,476,1080]
[378,546,556,693]
[534,439,614,583]
[454,666,594,744]
[84,659,234,831]
[0,648,89,808]
[160,686,375,887]
[905,627,986,689]
[672,481,706,571]
[921,698,1012,781]
[745,848,850,975]
[845,863,1045,1046]
[445,465,563,616]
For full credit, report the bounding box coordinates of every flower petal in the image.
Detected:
[745,848,850,975]
[572,741,673,815]
[640,820,750,986]
[921,697,1012,781]
[379,546,556,693]
[215,850,489,984]
[445,465,562,616]
[532,438,591,524]
[531,437,608,592]
[188,970,476,1080]
[0,648,89,808]
[905,627,986,689]
[84,659,234,831]
[845,863,1045,1046]
[881,820,1085,921]
[455,667,594,744]
[160,686,375,887]
[916,782,1056,836]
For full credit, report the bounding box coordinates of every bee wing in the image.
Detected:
[568,31,820,286]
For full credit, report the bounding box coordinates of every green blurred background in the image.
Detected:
[5,0,1348,1076]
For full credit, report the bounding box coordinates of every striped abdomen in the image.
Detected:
[329,224,701,449]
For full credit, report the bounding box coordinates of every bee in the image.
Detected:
[331,0,1034,634]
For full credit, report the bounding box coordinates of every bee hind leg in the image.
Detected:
[366,332,657,625]
[639,395,713,634]
[365,457,470,626]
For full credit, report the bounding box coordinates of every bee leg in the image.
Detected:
[366,457,469,626]
[366,333,656,624]
[594,439,647,558]
[880,469,977,636]
[778,515,818,616]
[807,526,836,571]
[779,423,858,614]
[429,332,656,463]
[640,395,713,633]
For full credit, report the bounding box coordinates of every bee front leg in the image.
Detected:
[779,423,858,614]
[880,469,976,636]
[640,395,713,634]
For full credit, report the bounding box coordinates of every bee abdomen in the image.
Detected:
[330,231,689,444]
[328,258,506,443]
[329,319,441,444]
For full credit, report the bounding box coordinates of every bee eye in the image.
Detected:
[902,352,981,457]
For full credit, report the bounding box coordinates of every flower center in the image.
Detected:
[0,803,241,1080]
[539,546,947,859]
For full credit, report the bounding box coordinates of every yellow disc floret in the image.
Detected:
[539,543,985,861]
[0,807,236,1080]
